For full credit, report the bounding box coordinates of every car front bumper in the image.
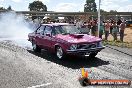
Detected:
[66,46,105,56]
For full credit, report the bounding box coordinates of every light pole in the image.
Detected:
[98,0,101,37]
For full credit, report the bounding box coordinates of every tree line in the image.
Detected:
[0,0,117,12]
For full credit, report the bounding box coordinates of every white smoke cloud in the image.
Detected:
[0,12,33,48]
[0,12,31,38]
[0,0,4,1]
[11,0,21,2]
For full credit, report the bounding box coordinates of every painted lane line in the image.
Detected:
[27,83,52,88]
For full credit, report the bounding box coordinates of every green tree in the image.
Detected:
[7,6,12,11]
[110,10,117,12]
[84,0,97,12]
[28,0,47,20]
[28,1,47,11]
[0,7,6,10]
[100,9,107,13]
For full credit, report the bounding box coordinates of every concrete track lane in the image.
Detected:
[0,41,132,88]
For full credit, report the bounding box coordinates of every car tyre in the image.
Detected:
[32,42,41,52]
[56,46,65,60]
[89,52,98,58]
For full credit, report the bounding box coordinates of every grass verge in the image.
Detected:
[102,40,132,48]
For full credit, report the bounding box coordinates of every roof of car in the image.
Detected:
[41,23,75,26]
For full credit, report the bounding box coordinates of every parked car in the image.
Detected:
[28,23,105,59]
[126,21,132,27]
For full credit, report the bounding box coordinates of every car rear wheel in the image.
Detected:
[32,42,41,52]
[89,52,98,58]
[56,46,65,60]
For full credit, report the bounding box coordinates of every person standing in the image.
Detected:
[91,20,97,36]
[105,20,110,40]
[87,20,91,34]
[119,21,126,42]
[76,19,83,29]
[110,19,114,34]
[112,22,118,41]
[99,22,104,39]
[117,19,122,32]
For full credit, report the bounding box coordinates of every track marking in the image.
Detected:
[105,45,132,57]
[27,83,52,88]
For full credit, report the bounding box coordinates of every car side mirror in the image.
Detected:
[46,33,51,37]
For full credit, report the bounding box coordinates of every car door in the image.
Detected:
[42,26,52,50]
[35,25,45,48]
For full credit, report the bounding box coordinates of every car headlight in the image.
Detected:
[70,44,78,50]
[97,41,103,47]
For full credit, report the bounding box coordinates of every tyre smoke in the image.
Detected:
[0,12,34,49]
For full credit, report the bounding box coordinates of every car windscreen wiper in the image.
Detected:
[61,33,70,35]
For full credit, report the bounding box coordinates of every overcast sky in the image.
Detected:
[0,0,132,12]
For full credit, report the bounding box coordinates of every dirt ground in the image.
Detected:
[102,28,132,43]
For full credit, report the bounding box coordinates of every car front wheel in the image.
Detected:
[56,46,65,60]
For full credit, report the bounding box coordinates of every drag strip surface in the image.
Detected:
[0,41,132,88]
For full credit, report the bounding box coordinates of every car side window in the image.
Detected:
[44,26,52,36]
[36,25,45,35]
[52,26,64,35]
[53,26,60,35]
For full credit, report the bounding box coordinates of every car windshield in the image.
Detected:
[53,25,81,35]
[79,28,89,34]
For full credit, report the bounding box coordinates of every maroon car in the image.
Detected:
[28,23,105,59]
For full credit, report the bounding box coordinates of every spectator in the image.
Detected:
[87,20,92,34]
[99,22,104,39]
[91,20,97,36]
[105,20,110,40]
[110,23,113,34]
[81,22,87,28]
[117,19,122,32]
[117,19,122,25]
[112,22,118,41]
[119,21,126,42]
[76,19,83,29]
[110,19,114,34]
